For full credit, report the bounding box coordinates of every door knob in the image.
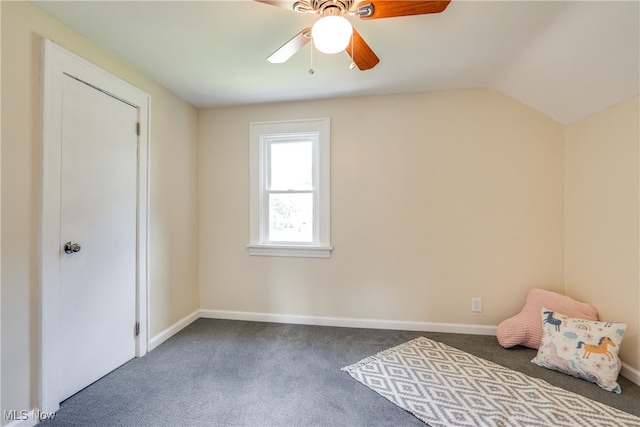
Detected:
[64,242,81,254]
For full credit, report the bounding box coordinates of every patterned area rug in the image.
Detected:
[342,337,640,427]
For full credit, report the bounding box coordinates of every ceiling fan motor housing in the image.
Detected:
[295,0,354,15]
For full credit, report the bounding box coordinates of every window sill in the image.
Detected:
[247,244,333,258]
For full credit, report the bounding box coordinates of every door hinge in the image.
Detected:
[136,122,141,136]
[134,321,140,337]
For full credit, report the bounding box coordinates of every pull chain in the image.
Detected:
[309,37,315,74]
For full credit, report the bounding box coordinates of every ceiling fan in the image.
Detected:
[257,0,451,71]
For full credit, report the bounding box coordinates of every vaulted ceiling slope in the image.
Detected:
[31,0,639,124]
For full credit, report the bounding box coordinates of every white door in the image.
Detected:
[59,74,138,401]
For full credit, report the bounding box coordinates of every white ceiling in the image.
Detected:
[32,0,639,123]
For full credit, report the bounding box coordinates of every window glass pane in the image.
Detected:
[268,193,313,243]
[269,141,312,191]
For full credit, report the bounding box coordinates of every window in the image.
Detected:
[248,118,332,257]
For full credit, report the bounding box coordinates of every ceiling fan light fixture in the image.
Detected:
[312,15,352,54]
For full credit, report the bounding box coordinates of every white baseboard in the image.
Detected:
[621,362,640,386]
[199,309,498,336]
[149,309,200,352]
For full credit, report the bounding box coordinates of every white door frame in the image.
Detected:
[39,39,150,413]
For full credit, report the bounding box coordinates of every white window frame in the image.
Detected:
[248,118,332,258]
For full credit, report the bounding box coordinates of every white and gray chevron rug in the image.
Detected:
[342,337,640,427]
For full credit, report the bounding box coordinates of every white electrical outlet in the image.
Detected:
[471,297,482,313]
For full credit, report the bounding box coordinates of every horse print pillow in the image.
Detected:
[531,307,626,393]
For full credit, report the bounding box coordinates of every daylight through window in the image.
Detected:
[267,139,314,243]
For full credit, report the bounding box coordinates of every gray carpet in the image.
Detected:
[39,318,640,426]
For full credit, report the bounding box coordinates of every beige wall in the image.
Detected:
[565,96,640,372]
[199,89,566,326]
[1,1,199,419]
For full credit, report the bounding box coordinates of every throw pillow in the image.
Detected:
[497,288,599,349]
[531,307,626,393]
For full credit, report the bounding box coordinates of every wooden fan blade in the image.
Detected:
[345,29,380,70]
[267,28,312,63]
[356,0,451,20]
